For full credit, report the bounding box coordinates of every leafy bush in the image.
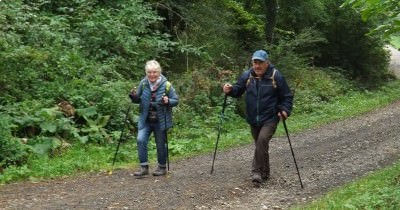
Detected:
[292,67,355,114]
[317,2,391,84]
[0,0,177,105]
[0,114,30,169]
[0,0,396,188]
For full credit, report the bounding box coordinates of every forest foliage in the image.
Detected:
[0,0,396,178]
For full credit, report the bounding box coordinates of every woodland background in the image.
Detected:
[1,0,399,183]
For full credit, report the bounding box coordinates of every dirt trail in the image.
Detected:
[0,100,399,210]
[1,48,400,210]
[388,45,400,78]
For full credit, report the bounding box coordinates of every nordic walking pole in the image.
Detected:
[163,100,170,171]
[210,94,228,174]
[109,104,132,174]
[280,112,304,188]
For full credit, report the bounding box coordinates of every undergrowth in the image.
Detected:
[1,80,400,184]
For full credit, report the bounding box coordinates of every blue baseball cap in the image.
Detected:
[251,50,268,61]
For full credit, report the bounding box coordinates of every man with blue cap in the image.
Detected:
[223,49,293,187]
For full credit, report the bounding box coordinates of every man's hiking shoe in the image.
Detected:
[262,172,270,181]
[152,166,167,176]
[253,181,261,188]
[252,173,262,188]
[134,166,149,177]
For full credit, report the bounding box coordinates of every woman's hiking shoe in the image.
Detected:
[252,173,262,188]
[134,166,149,177]
[152,166,167,176]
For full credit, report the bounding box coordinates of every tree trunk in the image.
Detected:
[264,0,277,44]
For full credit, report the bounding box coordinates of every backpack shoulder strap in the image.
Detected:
[137,79,147,97]
[245,70,253,87]
[138,80,171,96]
[270,68,277,88]
[245,69,277,88]
[165,81,171,95]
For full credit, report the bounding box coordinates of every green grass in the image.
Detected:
[292,161,400,210]
[1,80,400,196]
[391,36,400,49]
[275,80,400,136]
[1,79,400,208]
[288,80,400,210]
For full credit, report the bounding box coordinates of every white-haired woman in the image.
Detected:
[129,60,179,177]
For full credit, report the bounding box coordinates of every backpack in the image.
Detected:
[246,68,277,88]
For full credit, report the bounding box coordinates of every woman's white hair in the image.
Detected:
[145,60,162,73]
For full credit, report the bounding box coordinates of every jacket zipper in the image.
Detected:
[256,80,260,126]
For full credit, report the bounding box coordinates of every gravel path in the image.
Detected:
[388,45,400,78]
[0,100,399,210]
[1,48,399,210]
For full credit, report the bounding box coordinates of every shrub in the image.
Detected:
[0,114,30,169]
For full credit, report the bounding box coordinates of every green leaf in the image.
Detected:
[31,137,61,155]
[35,107,61,120]
[39,122,57,133]
[78,135,89,144]
[76,106,97,118]
[96,115,110,128]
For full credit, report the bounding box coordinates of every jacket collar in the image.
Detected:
[250,64,275,78]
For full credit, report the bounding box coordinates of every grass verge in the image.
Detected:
[292,161,400,209]
[1,80,400,185]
